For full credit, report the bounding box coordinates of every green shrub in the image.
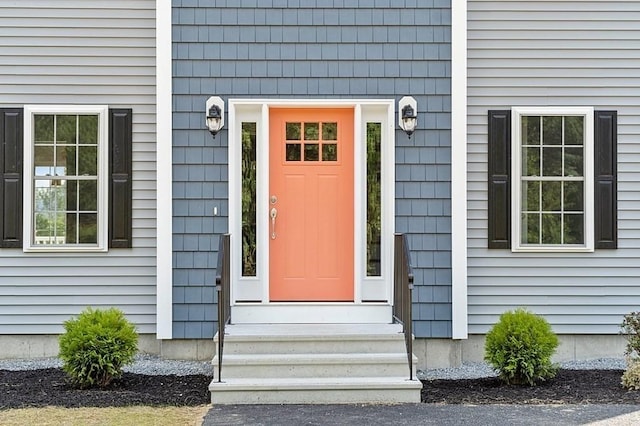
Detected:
[621,311,640,359]
[58,307,138,388]
[484,308,559,386]
[622,359,640,390]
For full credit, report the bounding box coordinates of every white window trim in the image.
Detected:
[511,106,594,253]
[23,105,109,253]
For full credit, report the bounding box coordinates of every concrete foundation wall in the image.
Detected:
[2,334,625,367]
[0,335,215,361]
[414,335,627,369]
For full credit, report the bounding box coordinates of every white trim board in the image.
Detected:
[156,0,173,339]
[232,304,393,324]
[451,0,468,339]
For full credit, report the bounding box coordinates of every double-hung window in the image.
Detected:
[488,108,617,252]
[513,107,594,252]
[23,106,109,251]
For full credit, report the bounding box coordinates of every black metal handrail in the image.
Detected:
[393,233,414,380]
[215,233,231,383]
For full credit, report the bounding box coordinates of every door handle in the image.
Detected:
[270,207,277,239]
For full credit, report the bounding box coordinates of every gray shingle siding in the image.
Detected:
[172,0,452,338]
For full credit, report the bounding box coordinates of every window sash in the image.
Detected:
[511,107,594,252]
[23,105,108,252]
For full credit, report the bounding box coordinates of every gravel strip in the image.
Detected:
[0,355,624,380]
[418,358,627,380]
[0,354,213,376]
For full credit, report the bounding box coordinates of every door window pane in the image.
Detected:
[322,144,338,161]
[304,122,319,140]
[304,144,319,161]
[289,121,341,163]
[286,122,301,140]
[322,122,337,140]
[286,143,301,161]
[241,122,257,276]
[366,123,382,276]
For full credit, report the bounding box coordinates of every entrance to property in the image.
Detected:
[214,101,418,400]
[268,108,354,301]
[229,99,395,322]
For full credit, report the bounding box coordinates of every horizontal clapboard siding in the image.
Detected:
[468,1,640,334]
[0,1,156,334]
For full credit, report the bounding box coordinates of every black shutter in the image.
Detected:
[0,108,23,248]
[594,110,617,249]
[109,108,133,248]
[488,110,511,249]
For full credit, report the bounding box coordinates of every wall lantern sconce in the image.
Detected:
[205,96,225,138]
[398,96,418,139]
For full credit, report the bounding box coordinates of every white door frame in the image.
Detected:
[228,99,395,324]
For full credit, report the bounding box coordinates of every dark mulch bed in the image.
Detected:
[422,369,640,405]
[2,368,640,409]
[0,368,211,409]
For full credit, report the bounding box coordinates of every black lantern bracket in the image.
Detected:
[206,96,225,138]
[398,96,417,139]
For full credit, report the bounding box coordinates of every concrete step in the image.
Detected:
[209,377,423,404]
[213,352,414,379]
[219,336,407,355]
[220,323,404,336]
[210,323,420,404]
[216,323,407,355]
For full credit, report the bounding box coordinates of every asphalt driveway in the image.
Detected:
[203,403,640,426]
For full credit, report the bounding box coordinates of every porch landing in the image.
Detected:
[209,323,421,404]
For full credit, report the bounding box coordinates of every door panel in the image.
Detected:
[269,108,354,301]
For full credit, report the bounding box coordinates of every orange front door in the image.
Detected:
[269,108,354,301]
